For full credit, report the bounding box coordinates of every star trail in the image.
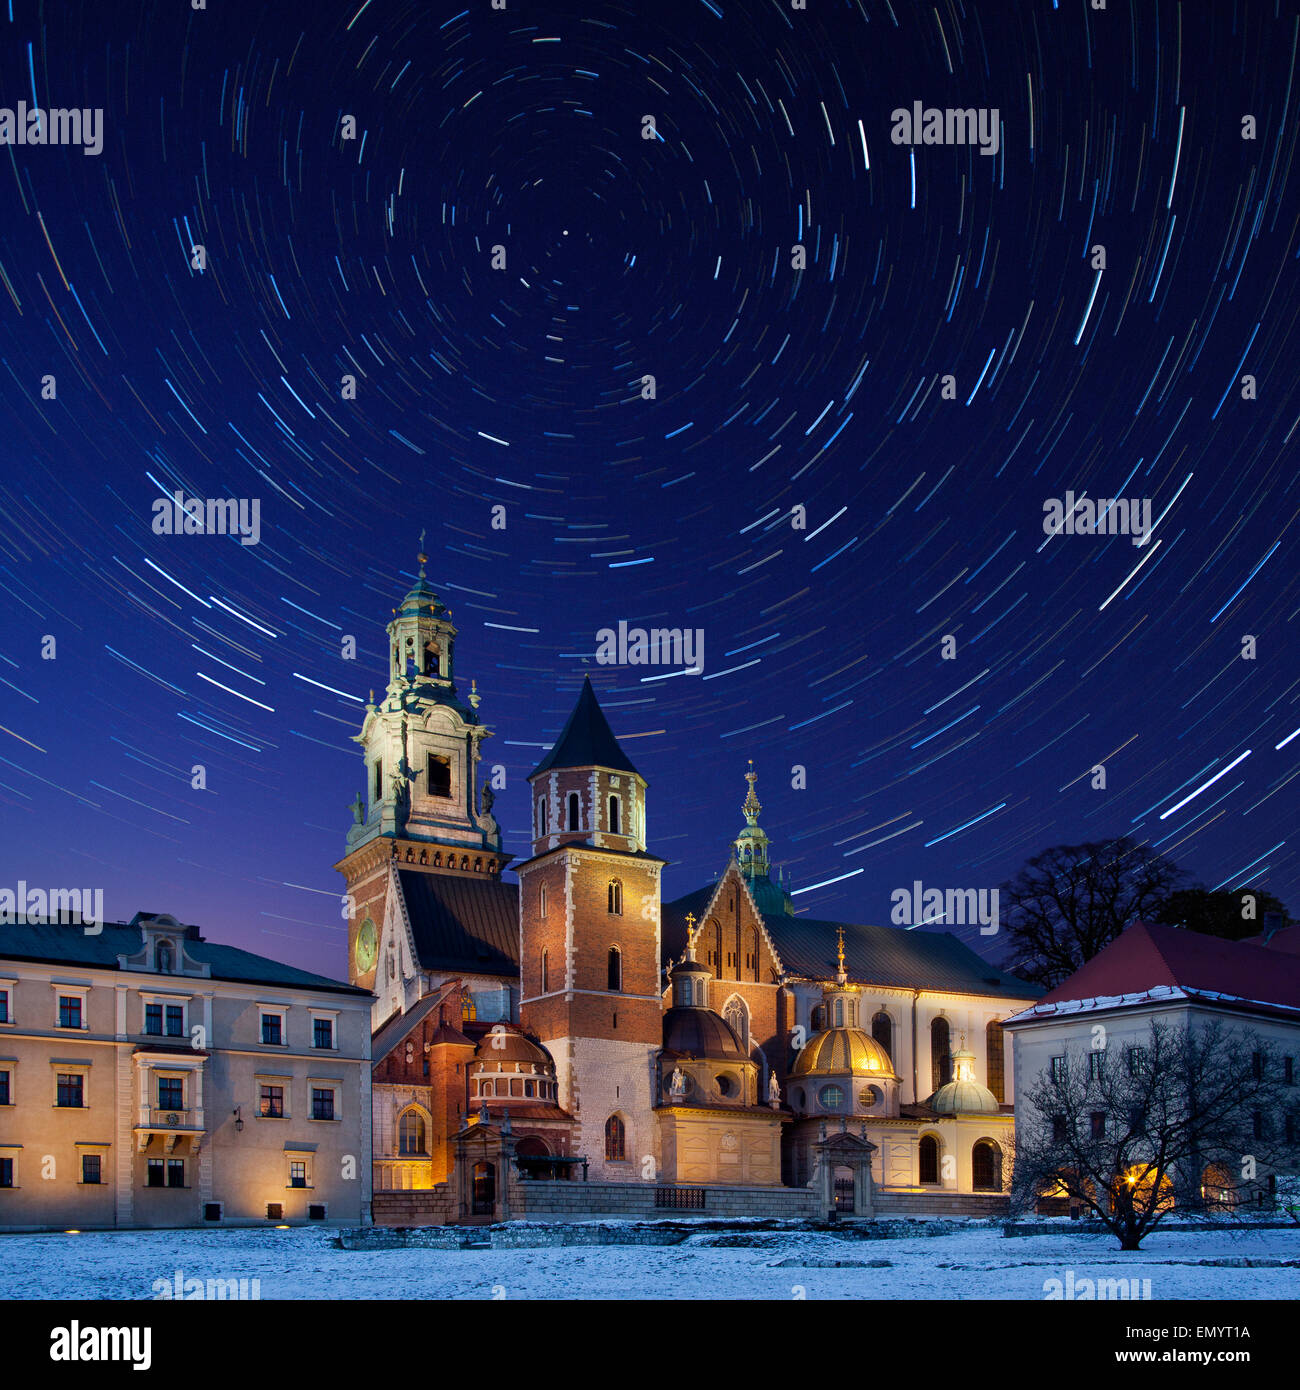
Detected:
[0,0,1296,974]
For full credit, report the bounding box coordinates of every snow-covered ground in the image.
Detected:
[1,1221,1296,1299]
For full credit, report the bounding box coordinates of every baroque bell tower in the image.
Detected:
[334,543,507,991]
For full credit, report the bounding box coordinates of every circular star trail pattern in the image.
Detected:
[0,0,1296,971]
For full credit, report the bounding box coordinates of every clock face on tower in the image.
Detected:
[355,916,378,974]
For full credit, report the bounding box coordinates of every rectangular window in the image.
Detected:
[1088,1051,1104,1080]
[157,1077,184,1110]
[1126,1046,1142,1076]
[261,1013,283,1045]
[144,1003,163,1035]
[1286,1057,1295,1086]
[0,1071,9,1105]
[313,1018,333,1050]
[146,1158,164,1188]
[259,1085,284,1118]
[165,1005,185,1037]
[1089,1112,1106,1139]
[289,1161,307,1189]
[0,989,9,1023]
[1252,1111,1265,1140]
[56,1073,84,1108]
[167,1159,185,1188]
[1050,1055,1067,1083]
[373,760,383,802]
[1051,1115,1068,1143]
[311,1088,335,1121]
[58,996,82,1029]
[81,1154,101,1185]
[1252,1051,1264,1081]
[0,1156,12,1187]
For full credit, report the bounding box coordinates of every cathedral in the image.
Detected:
[337,555,1042,1221]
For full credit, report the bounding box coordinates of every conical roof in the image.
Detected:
[530,676,640,778]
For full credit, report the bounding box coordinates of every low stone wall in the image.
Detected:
[371,1185,454,1227]
[873,1192,1009,1218]
[514,1179,819,1221]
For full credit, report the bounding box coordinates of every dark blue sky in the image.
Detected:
[0,0,1295,980]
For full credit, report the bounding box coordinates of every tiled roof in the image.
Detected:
[397,870,519,975]
[0,921,366,995]
[529,676,640,778]
[1032,921,1300,1012]
[661,891,1042,1000]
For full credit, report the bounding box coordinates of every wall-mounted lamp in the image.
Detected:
[233,1106,244,1133]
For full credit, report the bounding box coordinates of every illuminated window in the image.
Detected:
[818,1084,844,1110]
[608,880,623,916]
[604,1114,625,1161]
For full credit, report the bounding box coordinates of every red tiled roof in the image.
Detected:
[1242,924,1300,956]
[1035,921,1300,1012]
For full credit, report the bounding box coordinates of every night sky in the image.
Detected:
[0,0,1296,981]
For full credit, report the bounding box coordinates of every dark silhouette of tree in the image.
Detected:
[1154,887,1290,942]
[999,838,1185,989]
[1010,1020,1300,1251]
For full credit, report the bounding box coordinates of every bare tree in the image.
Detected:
[1010,1019,1300,1250]
[999,838,1185,988]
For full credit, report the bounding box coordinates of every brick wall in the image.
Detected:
[515,1179,818,1220]
[371,1185,455,1226]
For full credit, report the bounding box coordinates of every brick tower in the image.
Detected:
[517,676,666,1178]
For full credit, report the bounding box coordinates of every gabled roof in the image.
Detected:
[661,891,1041,1000]
[1027,921,1300,1014]
[397,869,518,975]
[529,676,640,778]
[0,921,367,995]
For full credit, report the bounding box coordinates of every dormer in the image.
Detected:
[119,913,212,978]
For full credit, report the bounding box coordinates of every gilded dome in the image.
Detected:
[927,1078,1000,1115]
[792,1027,895,1078]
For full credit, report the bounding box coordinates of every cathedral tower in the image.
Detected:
[517,677,664,1177]
[335,546,507,993]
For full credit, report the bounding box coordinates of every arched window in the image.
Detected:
[608,795,620,834]
[972,1140,1002,1192]
[537,798,548,835]
[919,1135,940,1184]
[986,1020,1005,1103]
[397,1109,426,1156]
[426,753,451,798]
[604,1114,626,1161]
[539,883,547,916]
[566,791,580,831]
[749,928,761,982]
[871,1011,893,1056]
[724,997,749,1050]
[607,947,622,992]
[540,948,549,994]
[423,641,440,677]
[713,921,723,976]
[931,1017,951,1090]
[834,998,844,1027]
[608,879,623,915]
[811,1005,825,1032]
[461,994,476,1023]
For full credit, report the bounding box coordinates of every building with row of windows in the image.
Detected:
[0,911,371,1231]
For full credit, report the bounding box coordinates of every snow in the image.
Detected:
[1,1220,1296,1300]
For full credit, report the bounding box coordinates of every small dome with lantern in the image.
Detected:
[927,1039,1000,1115]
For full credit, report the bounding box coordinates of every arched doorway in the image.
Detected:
[919,1134,940,1185]
[471,1161,496,1216]
[972,1139,1002,1191]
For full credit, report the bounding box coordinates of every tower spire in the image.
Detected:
[836,925,847,986]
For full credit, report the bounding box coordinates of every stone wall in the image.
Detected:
[514,1178,818,1220]
[371,1185,455,1226]
[873,1191,1009,1218]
